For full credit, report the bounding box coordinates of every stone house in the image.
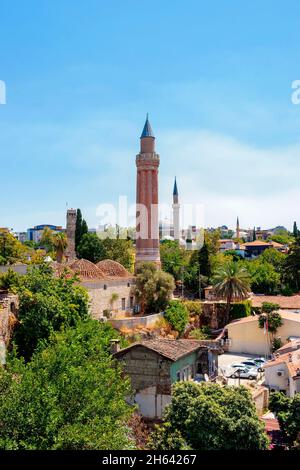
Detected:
[53,258,136,319]
[113,338,220,418]
[0,291,18,365]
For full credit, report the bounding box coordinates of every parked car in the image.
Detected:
[225,363,251,378]
[241,360,264,372]
[231,367,258,380]
[251,357,266,367]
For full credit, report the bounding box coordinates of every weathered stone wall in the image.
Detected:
[117,346,172,395]
[109,313,162,330]
[81,278,135,319]
[0,292,19,365]
[201,301,227,329]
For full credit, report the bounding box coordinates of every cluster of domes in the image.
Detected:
[52,258,132,281]
[96,259,131,278]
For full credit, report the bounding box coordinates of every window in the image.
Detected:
[130,297,134,309]
[176,371,181,382]
[121,298,126,310]
[103,284,107,290]
[127,282,130,288]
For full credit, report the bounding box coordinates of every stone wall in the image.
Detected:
[81,278,135,319]
[0,292,19,365]
[117,346,172,395]
[109,313,162,331]
[201,301,227,329]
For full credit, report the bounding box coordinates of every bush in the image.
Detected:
[182,300,202,317]
[230,300,252,319]
[189,326,211,340]
[164,301,189,336]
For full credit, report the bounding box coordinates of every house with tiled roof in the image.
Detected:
[263,350,300,396]
[225,311,300,356]
[243,240,286,258]
[251,295,300,313]
[113,338,220,418]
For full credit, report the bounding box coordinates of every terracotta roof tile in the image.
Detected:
[96,259,132,278]
[114,338,203,361]
[251,294,300,309]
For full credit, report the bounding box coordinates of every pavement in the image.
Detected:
[218,352,265,387]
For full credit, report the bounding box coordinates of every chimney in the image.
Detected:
[110,339,120,355]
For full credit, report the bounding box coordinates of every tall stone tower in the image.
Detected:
[65,209,77,261]
[172,177,180,241]
[135,115,160,269]
[236,216,240,239]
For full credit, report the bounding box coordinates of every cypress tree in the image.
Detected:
[253,227,256,241]
[75,209,83,250]
[293,221,298,238]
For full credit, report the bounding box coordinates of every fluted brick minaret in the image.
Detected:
[135,115,160,269]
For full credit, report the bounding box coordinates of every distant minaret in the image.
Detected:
[135,115,160,269]
[236,217,240,239]
[65,209,77,261]
[172,177,180,241]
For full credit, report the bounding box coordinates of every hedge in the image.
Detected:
[230,300,252,320]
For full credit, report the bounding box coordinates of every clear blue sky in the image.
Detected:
[1,0,300,231]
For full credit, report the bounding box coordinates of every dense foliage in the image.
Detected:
[269,392,300,448]
[0,230,27,265]
[133,262,175,314]
[258,303,283,333]
[0,264,89,360]
[0,319,134,450]
[75,208,88,251]
[164,300,189,336]
[149,382,269,450]
[230,300,251,319]
[212,261,250,323]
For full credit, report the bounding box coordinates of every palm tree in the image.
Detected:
[212,261,250,324]
[53,232,68,263]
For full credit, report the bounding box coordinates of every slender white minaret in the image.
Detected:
[172,177,180,241]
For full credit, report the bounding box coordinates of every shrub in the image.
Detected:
[164,301,189,336]
[230,300,252,319]
[189,326,211,340]
[182,300,202,317]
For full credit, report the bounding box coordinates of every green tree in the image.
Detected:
[0,230,27,265]
[75,209,88,251]
[160,240,189,281]
[293,221,298,238]
[283,236,300,291]
[77,233,106,263]
[212,261,250,323]
[258,303,283,333]
[40,227,55,252]
[53,232,68,263]
[102,238,134,272]
[133,262,175,315]
[11,264,89,360]
[259,247,286,271]
[247,260,281,294]
[164,300,189,336]
[269,392,300,448]
[0,319,134,450]
[150,382,269,450]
